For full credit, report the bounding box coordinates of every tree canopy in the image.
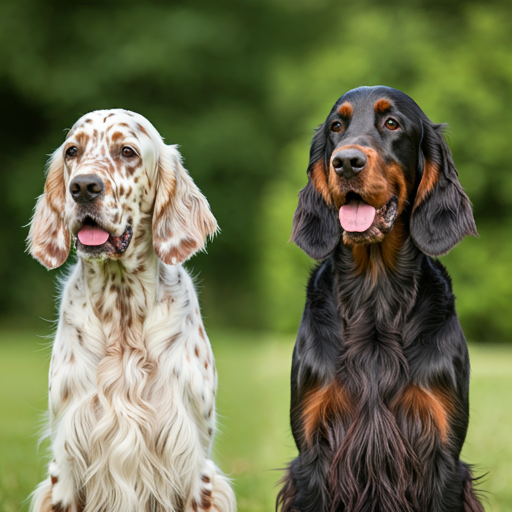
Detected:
[2,0,511,341]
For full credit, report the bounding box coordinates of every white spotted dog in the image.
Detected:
[27,109,236,512]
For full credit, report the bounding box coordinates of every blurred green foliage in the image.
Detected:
[1,0,511,341]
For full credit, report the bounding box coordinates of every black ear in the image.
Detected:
[291,178,341,260]
[410,123,477,257]
[291,125,341,259]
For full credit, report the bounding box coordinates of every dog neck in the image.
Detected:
[333,223,422,325]
[77,218,160,338]
[332,223,424,418]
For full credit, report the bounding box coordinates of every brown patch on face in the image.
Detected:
[111,131,124,143]
[392,384,452,442]
[104,113,115,122]
[374,99,392,113]
[413,159,439,211]
[51,475,58,485]
[329,146,386,209]
[310,159,332,205]
[194,345,200,358]
[74,131,91,151]
[328,145,409,215]
[198,326,206,340]
[385,160,409,211]
[125,163,139,176]
[337,101,353,118]
[301,381,353,446]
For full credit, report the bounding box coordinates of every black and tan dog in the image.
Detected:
[277,86,483,512]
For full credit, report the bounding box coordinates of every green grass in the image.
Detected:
[1,330,511,512]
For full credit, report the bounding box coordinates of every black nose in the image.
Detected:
[69,174,104,204]
[332,148,367,179]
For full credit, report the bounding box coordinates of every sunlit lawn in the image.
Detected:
[0,330,510,512]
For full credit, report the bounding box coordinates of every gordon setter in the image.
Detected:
[277,86,483,512]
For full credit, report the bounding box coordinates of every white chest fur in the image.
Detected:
[43,260,223,512]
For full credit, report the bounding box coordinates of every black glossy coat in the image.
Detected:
[277,87,483,512]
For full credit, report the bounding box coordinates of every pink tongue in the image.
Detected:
[78,225,110,246]
[339,200,376,232]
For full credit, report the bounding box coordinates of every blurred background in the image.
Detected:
[1,0,511,510]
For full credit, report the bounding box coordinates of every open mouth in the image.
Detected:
[75,217,133,256]
[339,193,398,245]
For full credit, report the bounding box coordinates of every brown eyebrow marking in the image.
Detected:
[107,123,130,133]
[111,131,124,142]
[75,131,90,147]
[374,99,392,113]
[337,102,353,117]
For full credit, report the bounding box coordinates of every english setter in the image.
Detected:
[27,110,236,512]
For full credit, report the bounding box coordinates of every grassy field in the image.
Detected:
[0,330,511,512]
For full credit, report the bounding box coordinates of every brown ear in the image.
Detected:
[152,145,218,265]
[27,147,71,269]
[410,123,477,257]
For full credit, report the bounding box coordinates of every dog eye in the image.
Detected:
[385,118,400,130]
[122,146,136,158]
[331,121,343,133]
[66,146,78,158]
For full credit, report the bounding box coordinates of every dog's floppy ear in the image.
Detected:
[291,128,341,260]
[410,122,477,257]
[27,147,71,269]
[152,144,218,265]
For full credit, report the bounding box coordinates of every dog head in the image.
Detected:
[28,109,217,269]
[291,86,477,259]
